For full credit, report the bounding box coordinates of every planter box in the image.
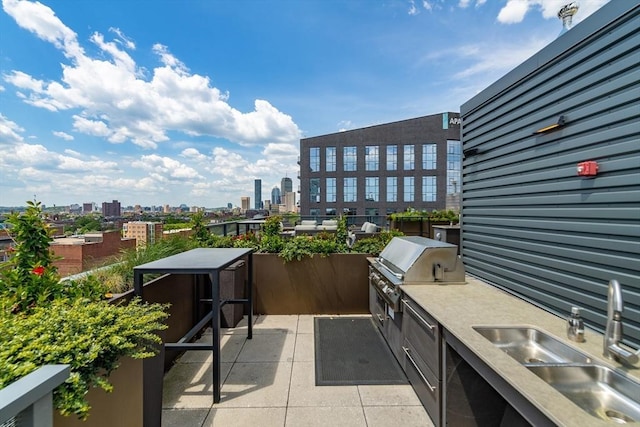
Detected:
[391,219,456,239]
[253,253,370,314]
[54,273,205,427]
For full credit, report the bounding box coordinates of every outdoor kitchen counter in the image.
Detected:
[401,276,640,427]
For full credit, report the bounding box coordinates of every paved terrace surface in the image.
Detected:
[161,314,432,427]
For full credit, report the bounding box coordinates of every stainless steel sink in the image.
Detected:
[473,326,592,364]
[527,364,640,424]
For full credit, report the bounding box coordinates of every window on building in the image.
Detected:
[326,208,337,216]
[422,143,437,170]
[386,145,397,170]
[326,177,336,203]
[404,145,415,170]
[310,178,320,203]
[447,140,461,194]
[344,177,357,202]
[310,147,320,172]
[365,177,379,202]
[344,146,357,171]
[343,207,357,216]
[387,177,397,202]
[310,208,320,216]
[365,208,379,217]
[404,176,415,202]
[365,145,379,171]
[326,146,336,172]
[422,176,437,202]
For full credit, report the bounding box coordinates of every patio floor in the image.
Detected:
[161,314,432,427]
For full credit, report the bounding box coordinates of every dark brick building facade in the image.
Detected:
[299,112,461,217]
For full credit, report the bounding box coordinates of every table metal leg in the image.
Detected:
[248,254,253,340]
[211,271,221,403]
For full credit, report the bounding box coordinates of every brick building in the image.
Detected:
[51,230,136,277]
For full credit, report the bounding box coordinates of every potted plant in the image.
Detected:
[0,201,168,425]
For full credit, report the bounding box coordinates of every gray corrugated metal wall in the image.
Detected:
[460,1,640,348]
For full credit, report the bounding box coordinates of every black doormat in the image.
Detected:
[314,317,407,386]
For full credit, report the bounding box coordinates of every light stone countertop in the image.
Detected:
[401,276,640,427]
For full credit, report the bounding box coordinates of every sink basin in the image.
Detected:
[473,326,592,364]
[527,364,640,423]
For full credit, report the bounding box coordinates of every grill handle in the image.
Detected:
[401,299,435,331]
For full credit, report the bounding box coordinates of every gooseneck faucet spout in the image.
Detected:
[603,279,640,366]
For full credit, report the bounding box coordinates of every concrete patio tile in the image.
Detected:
[363,405,433,427]
[236,332,296,363]
[296,314,316,334]
[221,315,256,336]
[161,408,209,427]
[252,314,299,334]
[216,361,292,408]
[178,334,247,363]
[162,362,233,409]
[293,331,315,362]
[203,407,286,427]
[358,384,422,406]
[285,406,367,427]
[287,361,361,407]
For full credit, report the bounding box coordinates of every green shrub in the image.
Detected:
[0,201,64,313]
[261,215,282,237]
[389,208,459,222]
[351,230,404,255]
[0,200,169,420]
[0,298,168,419]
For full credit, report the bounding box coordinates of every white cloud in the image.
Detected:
[2,0,301,150]
[53,131,74,140]
[131,154,202,180]
[0,113,25,144]
[497,0,609,25]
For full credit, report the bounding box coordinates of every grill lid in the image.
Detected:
[377,236,465,284]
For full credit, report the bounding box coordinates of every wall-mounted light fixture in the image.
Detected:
[533,115,566,134]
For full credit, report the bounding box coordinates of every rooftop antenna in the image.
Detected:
[558,2,579,35]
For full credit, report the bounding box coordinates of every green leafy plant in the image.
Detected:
[0,200,169,419]
[0,201,65,313]
[389,208,459,223]
[189,211,213,246]
[351,230,404,255]
[261,215,282,237]
[0,298,168,419]
[279,234,344,262]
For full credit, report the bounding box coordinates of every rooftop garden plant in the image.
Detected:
[389,208,459,223]
[0,201,168,420]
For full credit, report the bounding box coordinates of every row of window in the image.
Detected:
[310,144,439,172]
[309,176,437,203]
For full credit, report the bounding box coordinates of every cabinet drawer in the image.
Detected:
[403,342,441,426]
[402,297,440,375]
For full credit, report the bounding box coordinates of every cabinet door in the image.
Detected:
[403,340,441,426]
[402,297,440,376]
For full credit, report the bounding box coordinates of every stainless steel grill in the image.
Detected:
[369,236,465,312]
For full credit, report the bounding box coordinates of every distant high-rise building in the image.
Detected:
[254,179,262,210]
[241,196,250,212]
[101,200,121,217]
[227,202,233,209]
[281,177,293,194]
[271,186,281,205]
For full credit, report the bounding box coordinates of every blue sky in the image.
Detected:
[0,0,609,208]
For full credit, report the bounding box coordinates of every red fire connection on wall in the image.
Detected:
[577,160,598,177]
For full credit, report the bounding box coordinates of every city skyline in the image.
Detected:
[0,0,609,207]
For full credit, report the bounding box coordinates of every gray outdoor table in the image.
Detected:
[133,248,254,404]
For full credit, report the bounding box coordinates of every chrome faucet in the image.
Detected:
[603,279,640,366]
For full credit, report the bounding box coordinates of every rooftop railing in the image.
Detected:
[0,365,69,427]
